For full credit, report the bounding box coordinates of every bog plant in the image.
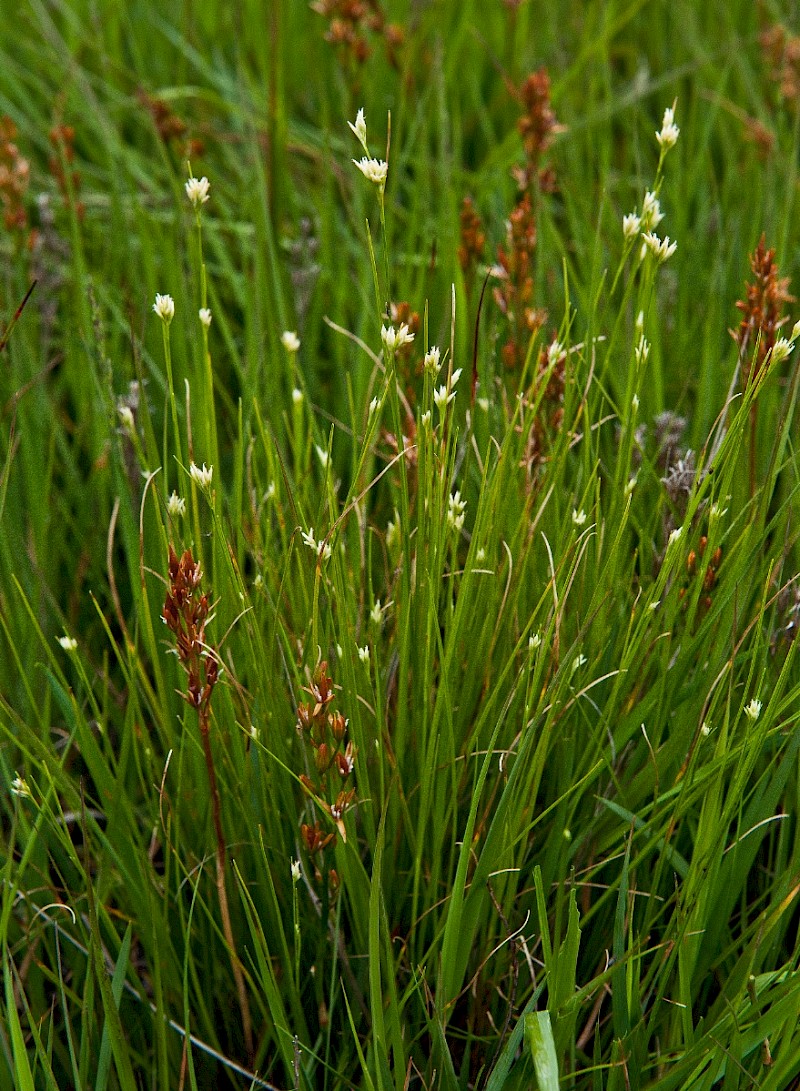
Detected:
[2,4,800,1091]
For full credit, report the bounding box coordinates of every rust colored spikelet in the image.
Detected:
[732,234,794,388]
[760,24,800,107]
[310,0,403,68]
[295,661,357,878]
[49,124,84,222]
[493,193,547,371]
[162,545,219,712]
[520,337,567,478]
[514,68,562,193]
[458,195,486,285]
[678,535,723,612]
[732,235,795,496]
[0,116,30,235]
[162,544,253,1059]
[138,90,205,160]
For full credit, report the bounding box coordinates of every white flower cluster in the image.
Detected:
[447,490,466,533]
[153,293,175,323]
[301,527,332,562]
[185,175,210,208]
[189,462,213,489]
[381,323,414,352]
[621,105,679,261]
[434,368,462,418]
[349,108,388,190]
[656,106,680,152]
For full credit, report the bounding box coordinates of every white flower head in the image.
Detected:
[769,337,794,365]
[386,510,400,553]
[370,599,383,626]
[424,346,441,375]
[547,341,564,367]
[623,212,641,241]
[167,491,186,516]
[118,404,135,433]
[744,698,762,722]
[656,105,680,151]
[357,644,370,664]
[348,108,368,152]
[315,444,330,470]
[381,323,414,352]
[10,774,32,799]
[199,307,212,328]
[189,462,213,489]
[281,330,300,353]
[571,653,587,674]
[572,508,587,527]
[631,393,640,413]
[529,632,542,652]
[434,383,455,416]
[58,635,78,652]
[635,335,650,366]
[447,490,467,533]
[791,319,800,342]
[642,231,677,263]
[420,409,431,428]
[153,293,175,324]
[353,156,388,188]
[301,527,332,562]
[185,175,210,208]
[292,387,303,405]
[640,191,664,231]
[625,474,637,497]
[291,858,302,883]
[710,502,728,521]
[668,526,683,546]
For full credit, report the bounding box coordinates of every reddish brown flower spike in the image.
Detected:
[733,234,794,386]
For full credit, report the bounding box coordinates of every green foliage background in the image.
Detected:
[2,2,800,1089]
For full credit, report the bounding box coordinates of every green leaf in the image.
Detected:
[525,1011,560,1091]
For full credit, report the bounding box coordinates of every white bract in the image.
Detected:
[353,156,388,188]
[185,175,210,207]
[153,293,175,323]
[189,462,213,489]
[381,323,414,352]
[656,106,680,151]
[167,491,186,516]
[348,108,368,152]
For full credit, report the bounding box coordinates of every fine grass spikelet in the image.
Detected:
[656,104,680,151]
[744,698,762,722]
[153,293,175,323]
[185,174,210,207]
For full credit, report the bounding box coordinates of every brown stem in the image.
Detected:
[199,704,253,1061]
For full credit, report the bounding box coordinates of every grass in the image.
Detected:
[2,1,800,1088]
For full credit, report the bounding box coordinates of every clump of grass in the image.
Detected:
[2,4,800,1090]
